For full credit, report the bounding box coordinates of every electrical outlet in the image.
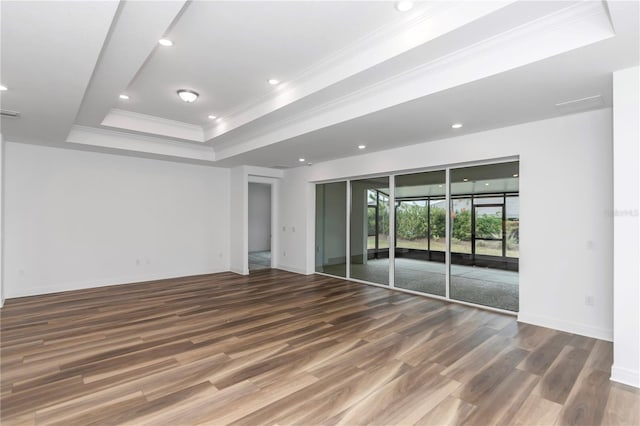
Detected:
[585,295,594,306]
[283,251,287,257]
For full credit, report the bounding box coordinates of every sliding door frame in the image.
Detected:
[314,156,519,315]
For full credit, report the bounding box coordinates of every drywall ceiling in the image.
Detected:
[1,1,638,168]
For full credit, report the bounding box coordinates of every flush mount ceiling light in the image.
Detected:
[158,38,173,47]
[208,115,217,120]
[119,94,129,100]
[485,183,490,186]
[395,1,414,12]
[177,89,199,103]
[0,85,7,91]
[513,173,519,177]
[463,178,469,182]
[268,78,280,86]
[451,123,463,129]
[358,144,366,150]
[298,157,306,162]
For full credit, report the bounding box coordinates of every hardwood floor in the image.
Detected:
[1,270,638,425]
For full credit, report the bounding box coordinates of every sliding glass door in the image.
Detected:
[394,170,446,296]
[450,162,519,311]
[350,177,390,285]
[315,182,347,277]
[314,160,520,312]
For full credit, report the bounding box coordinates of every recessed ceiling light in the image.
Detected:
[177,89,199,103]
[119,94,129,100]
[395,1,414,12]
[0,85,7,91]
[268,78,280,86]
[513,173,519,177]
[485,183,490,186]
[358,144,366,150]
[208,115,217,120]
[298,157,306,162]
[451,123,463,129]
[158,38,173,47]
[463,178,469,182]
[438,185,443,188]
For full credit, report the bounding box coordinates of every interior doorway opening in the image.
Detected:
[248,182,272,272]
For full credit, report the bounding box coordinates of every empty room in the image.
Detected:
[1,0,639,424]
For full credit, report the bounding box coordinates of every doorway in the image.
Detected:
[248,182,271,271]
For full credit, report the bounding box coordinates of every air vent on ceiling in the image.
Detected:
[555,95,604,115]
[0,109,20,118]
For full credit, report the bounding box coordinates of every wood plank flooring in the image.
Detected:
[1,270,638,425]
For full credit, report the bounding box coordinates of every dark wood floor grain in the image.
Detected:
[1,270,638,425]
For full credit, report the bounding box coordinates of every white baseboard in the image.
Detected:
[5,268,228,299]
[276,264,309,275]
[611,365,640,388]
[230,267,248,275]
[518,312,613,341]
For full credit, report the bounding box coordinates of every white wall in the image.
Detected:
[280,108,614,340]
[3,142,230,297]
[248,182,271,252]
[612,66,640,388]
[229,166,248,275]
[278,167,315,274]
[0,134,4,307]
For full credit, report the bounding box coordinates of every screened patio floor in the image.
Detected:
[321,258,519,312]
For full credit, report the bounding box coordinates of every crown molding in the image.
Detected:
[102,108,205,142]
[202,1,515,142]
[66,125,215,161]
[213,0,614,161]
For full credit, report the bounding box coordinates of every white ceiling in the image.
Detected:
[1,1,638,169]
[123,1,409,125]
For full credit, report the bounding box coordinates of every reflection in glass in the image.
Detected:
[315,182,347,277]
[450,161,519,311]
[394,171,446,296]
[351,177,390,285]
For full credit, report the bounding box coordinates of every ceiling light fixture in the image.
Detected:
[177,89,199,103]
[268,78,280,86]
[395,1,414,12]
[119,94,129,100]
[451,123,463,129]
[208,115,217,120]
[298,157,306,162]
[463,178,469,182]
[358,144,366,150]
[158,38,173,47]
[0,85,7,91]
[485,183,490,186]
[513,173,519,177]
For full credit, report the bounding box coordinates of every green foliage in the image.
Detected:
[452,209,471,240]
[367,207,376,236]
[506,219,519,244]
[476,213,502,239]
[396,203,427,240]
[429,207,446,239]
